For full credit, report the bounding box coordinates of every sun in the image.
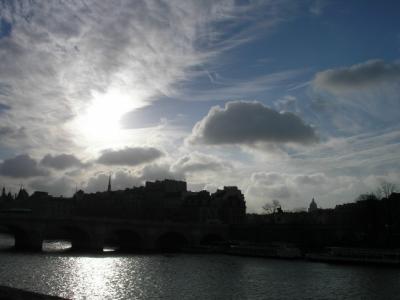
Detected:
[71,89,142,151]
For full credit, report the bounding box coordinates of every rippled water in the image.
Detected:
[0,236,400,299]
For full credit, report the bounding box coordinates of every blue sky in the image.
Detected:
[0,0,399,212]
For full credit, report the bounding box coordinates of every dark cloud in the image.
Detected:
[0,154,48,178]
[97,147,163,166]
[314,59,400,93]
[41,154,84,170]
[0,126,15,137]
[0,102,10,112]
[188,101,317,146]
[0,126,25,138]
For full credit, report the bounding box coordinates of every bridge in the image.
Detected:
[0,213,229,252]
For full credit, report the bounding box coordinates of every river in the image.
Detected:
[0,236,399,299]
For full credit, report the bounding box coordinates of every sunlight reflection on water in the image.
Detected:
[72,257,121,299]
[0,238,400,299]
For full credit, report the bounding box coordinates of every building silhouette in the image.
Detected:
[1,179,400,250]
[0,179,246,225]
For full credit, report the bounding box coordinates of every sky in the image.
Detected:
[0,0,399,212]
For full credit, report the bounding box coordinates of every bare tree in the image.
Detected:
[356,193,378,202]
[376,181,397,199]
[262,199,281,214]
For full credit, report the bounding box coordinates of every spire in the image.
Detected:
[107,173,112,192]
[1,187,5,197]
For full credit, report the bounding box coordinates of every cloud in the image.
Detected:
[0,125,27,150]
[313,59,400,94]
[274,95,298,113]
[29,176,75,197]
[309,0,329,16]
[172,152,232,174]
[97,147,163,166]
[86,171,142,193]
[85,165,184,193]
[247,172,294,202]
[290,129,400,176]
[140,164,185,182]
[0,102,10,112]
[176,70,305,102]
[310,59,400,133]
[246,171,337,212]
[241,128,400,212]
[120,99,213,129]
[89,152,233,191]
[41,153,84,170]
[0,154,48,178]
[0,125,24,139]
[293,173,328,185]
[0,0,287,154]
[188,101,318,146]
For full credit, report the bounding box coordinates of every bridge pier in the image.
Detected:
[14,233,42,252]
[71,238,104,253]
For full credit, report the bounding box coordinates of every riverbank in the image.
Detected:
[0,286,65,299]
[306,247,400,266]
[188,244,400,266]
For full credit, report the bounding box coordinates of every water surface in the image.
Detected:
[0,236,399,299]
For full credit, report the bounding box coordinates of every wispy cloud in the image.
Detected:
[0,1,285,155]
[177,69,306,102]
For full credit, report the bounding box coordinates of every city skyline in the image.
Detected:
[0,1,399,212]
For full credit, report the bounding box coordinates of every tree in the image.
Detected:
[356,193,378,202]
[376,181,397,199]
[262,199,281,214]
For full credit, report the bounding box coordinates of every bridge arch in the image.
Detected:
[0,225,16,249]
[156,231,189,251]
[103,229,144,252]
[0,225,42,251]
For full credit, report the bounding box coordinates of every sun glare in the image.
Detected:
[72,89,141,150]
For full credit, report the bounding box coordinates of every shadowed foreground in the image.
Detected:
[0,286,65,300]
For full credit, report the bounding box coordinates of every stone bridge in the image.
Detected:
[0,213,229,252]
